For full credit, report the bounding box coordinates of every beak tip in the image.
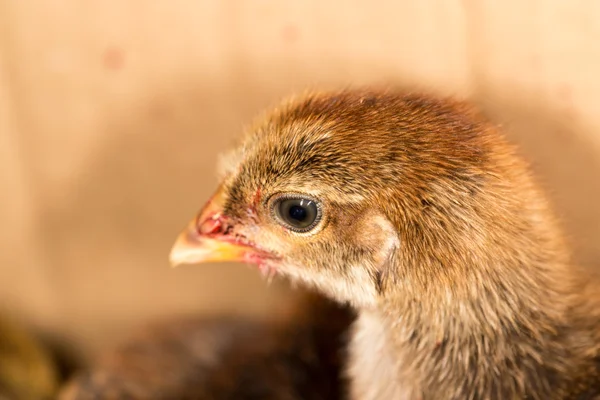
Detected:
[169,227,205,268]
[168,242,196,268]
[168,251,181,268]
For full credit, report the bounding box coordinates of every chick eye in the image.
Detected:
[272,196,322,233]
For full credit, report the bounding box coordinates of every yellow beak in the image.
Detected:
[169,187,249,267]
[169,223,249,267]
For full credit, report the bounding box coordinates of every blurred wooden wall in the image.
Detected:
[1,0,599,360]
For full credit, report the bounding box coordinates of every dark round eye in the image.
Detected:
[272,196,322,233]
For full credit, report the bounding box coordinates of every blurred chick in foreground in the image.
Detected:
[0,315,59,400]
[64,89,600,399]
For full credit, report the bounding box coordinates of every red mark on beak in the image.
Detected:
[194,190,231,236]
[197,213,224,235]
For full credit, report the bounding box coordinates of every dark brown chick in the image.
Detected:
[170,89,600,399]
[59,291,353,400]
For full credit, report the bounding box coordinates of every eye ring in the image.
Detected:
[268,193,324,234]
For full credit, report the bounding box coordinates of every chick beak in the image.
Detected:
[170,187,246,267]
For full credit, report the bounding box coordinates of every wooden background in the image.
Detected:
[1,0,599,362]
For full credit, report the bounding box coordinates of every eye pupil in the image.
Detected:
[288,205,307,222]
[272,196,322,233]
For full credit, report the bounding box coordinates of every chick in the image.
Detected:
[59,291,353,399]
[170,89,600,399]
[0,314,60,400]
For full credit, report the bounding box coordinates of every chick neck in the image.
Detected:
[347,223,599,400]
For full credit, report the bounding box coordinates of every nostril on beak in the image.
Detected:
[197,213,225,235]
